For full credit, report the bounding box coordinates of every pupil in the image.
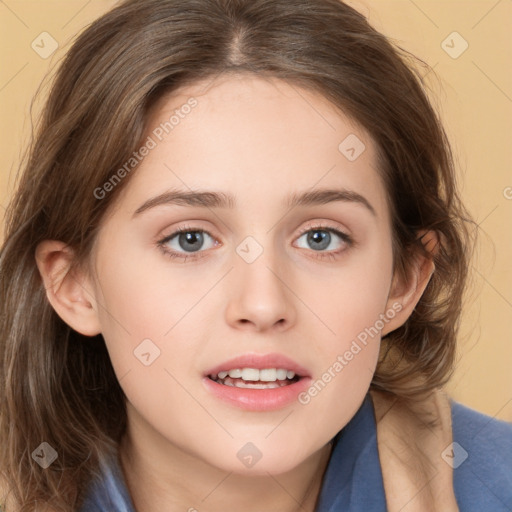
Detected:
[179,231,203,252]
[308,230,330,250]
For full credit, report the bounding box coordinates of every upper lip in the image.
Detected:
[205,352,311,378]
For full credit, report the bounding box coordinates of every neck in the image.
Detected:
[118,416,333,512]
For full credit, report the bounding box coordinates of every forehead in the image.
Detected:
[114,73,390,225]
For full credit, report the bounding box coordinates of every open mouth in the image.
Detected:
[203,356,311,410]
[208,368,302,389]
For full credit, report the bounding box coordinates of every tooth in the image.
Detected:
[252,381,279,389]
[217,367,298,382]
[223,379,235,386]
[233,380,280,389]
[241,368,260,381]
[260,368,277,381]
[276,369,287,380]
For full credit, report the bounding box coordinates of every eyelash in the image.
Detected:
[156,223,354,263]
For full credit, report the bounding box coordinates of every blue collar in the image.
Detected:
[80,393,386,511]
[315,393,386,511]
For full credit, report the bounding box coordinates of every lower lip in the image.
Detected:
[202,376,312,411]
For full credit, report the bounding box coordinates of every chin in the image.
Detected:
[203,442,313,476]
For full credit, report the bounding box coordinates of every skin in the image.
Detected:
[36,73,435,512]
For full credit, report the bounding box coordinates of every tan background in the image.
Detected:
[0,1,511,421]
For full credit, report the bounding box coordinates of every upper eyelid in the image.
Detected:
[160,222,349,238]
[296,222,350,236]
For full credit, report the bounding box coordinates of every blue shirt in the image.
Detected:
[80,393,512,511]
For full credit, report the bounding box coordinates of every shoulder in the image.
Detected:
[450,399,512,511]
[450,398,512,459]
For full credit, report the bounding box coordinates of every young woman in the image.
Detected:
[1,1,511,511]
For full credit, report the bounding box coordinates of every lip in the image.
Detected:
[203,352,312,411]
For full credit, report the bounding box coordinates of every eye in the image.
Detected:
[157,225,218,262]
[294,224,353,260]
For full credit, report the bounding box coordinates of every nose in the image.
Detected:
[224,248,297,332]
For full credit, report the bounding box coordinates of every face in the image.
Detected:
[86,73,398,475]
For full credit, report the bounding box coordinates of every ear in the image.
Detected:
[381,230,439,337]
[35,240,102,336]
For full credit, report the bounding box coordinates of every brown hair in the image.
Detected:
[0,0,476,509]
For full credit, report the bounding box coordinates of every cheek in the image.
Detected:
[91,242,189,374]
[294,236,392,419]
[91,247,202,430]
[305,235,393,348]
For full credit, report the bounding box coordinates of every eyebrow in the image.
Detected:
[132,187,377,217]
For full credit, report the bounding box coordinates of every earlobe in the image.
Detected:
[35,240,102,336]
[381,230,438,337]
